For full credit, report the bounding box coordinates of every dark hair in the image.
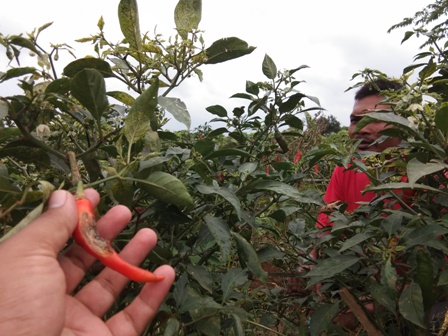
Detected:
[354,79,403,101]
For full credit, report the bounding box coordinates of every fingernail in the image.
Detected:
[48,190,68,209]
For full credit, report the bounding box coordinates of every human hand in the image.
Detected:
[0,189,175,336]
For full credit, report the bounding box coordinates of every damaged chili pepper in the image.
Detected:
[73,194,164,283]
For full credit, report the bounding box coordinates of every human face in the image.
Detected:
[348,95,401,152]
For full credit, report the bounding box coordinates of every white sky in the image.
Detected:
[0,0,432,131]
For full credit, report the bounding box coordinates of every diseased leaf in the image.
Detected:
[123,78,159,145]
[158,96,191,129]
[118,0,142,50]
[204,215,232,262]
[107,91,135,106]
[174,0,202,40]
[140,171,193,208]
[398,281,426,328]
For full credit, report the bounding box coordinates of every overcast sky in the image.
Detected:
[0,0,432,131]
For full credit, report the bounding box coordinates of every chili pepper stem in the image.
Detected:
[75,181,85,199]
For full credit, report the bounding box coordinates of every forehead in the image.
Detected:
[351,95,392,116]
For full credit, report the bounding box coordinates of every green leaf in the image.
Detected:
[398,281,426,328]
[279,92,305,112]
[281,115,303,130]
[0,127,20,143]
[197,184,241,219]
[230,314,245,336]
[205,37,256,64]
[365,182,442,194]
[140,171,193,208]
[163,317,181,336]
[438,270,448,286]
[0,176,20,194]
[355,112,421,138]
[187,265,213,294]
[63,58,114,77]
[195,314,221,336]
[0,140,50,167]
[10,36,40,55]
[262,54,277,79]
[306,255,359,280]
[435,105,448,135]
[118,0,142,50]
[70,69,109,122]
[206,127,228,138]
[231,231,267,283]
[45,78,71,94]
[414,247,435,312]
[204,215,232,262]
[193,139,215,156]
[206,105,227,117]
[205,148,251,160]
[0,101,8,120]
[245,80,259,95]
[158,96,191,129]
[174,0,202,40]
[253,180,323,205]
[0,67,36,82]
[370,282,397,314]
[107,179,134,209]
[221,268,248,302]
[339,233,373,252]
[404,224,448,251]
[309,302,339,336]
[407,158,448,186]
[123,78,159,145]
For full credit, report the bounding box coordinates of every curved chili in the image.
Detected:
[73,198,164,282]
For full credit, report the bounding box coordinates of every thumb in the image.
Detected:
[15,190,78,255]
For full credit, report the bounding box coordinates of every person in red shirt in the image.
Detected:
[316,79,403,228]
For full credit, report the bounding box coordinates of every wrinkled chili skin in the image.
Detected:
[74,198,164,282]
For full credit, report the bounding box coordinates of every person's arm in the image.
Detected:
[0,189,174,336]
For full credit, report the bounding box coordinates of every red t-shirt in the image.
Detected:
[316,166,410,228]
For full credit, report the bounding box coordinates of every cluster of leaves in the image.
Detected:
[0,0,323,335]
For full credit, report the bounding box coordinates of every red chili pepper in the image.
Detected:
[73,198,164,282]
